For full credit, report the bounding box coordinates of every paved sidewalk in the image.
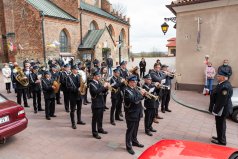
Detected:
[0,73,238,159]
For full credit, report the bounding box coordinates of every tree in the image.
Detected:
[112,2,127,16]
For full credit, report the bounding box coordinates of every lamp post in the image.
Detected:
[40,11,46,65]
[161,17,176,35]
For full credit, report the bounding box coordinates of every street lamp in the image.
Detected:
[161,17,176,35]
[161,22,169,35]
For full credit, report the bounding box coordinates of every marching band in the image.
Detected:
[10,58,175,155]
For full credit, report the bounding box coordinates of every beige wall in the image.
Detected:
[176,4,238,87]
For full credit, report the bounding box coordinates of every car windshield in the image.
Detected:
[0,95,7,103]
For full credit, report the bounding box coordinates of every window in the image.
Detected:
[119,29,126,47]
[59,30,68,52]
[89,21,99,30]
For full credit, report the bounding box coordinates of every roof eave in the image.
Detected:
[166,4,177,16]
[80,8,130,26]
[45,15,79,22]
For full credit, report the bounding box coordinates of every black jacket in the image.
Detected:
[124,86,144,121]
[150,70,164,83]
[29,73,41,92]
[139,61,146,72]
[110,76,123,99]
[142,83,156,109]
[209,80,233,117]
[41,78,55,99]
[66,74,81,100]
[218,65,232,78]
[89,80,107,109]
[106,58,113,67]
[60,71,70,91]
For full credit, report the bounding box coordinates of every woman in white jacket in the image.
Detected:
[2,63,12,93]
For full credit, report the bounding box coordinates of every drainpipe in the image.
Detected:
[40,11,46,65]
[128,26,130,61]
[80,12,83,45]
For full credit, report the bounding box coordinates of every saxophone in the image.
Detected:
[15,67,29,87]
[79,73,87,96]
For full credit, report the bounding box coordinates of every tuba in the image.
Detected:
[79,75,87,96]
[15,67,29,87]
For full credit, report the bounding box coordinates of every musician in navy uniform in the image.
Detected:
[51,65,61,104]
[110,68,124,125]
[150,63,164,123]
[124,75,146,155]
[89,71,109,139]
[209,70,233,146]
[41,71,56,120]
[66,65,86,129]
[161,65,174,113]
[29,66,44,113]
[60,64,71,112]
[142,74,157,136]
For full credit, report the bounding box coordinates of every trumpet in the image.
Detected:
[137,87,160,100]
[163,71,181,77]
[153,82,170,90]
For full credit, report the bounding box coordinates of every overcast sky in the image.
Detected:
[110,0,176,53]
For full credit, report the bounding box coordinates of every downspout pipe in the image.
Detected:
[128,26,130,61]
[40,11,46,65]
[80,12,83,45]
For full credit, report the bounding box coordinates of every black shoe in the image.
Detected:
[66,110,70,113]
[24,105,30,108]
[111,122,116,126]
[211,139,226,145]
[98,130,108,134]
[145,131,153,136]
[50,115,57,117]
[46,117,51,120]
[156,115,163,119]
[104,106,109,110]
[161,110,165,113]
[38,109,44,111]
[34,110,37,114]
[115,118,123,121]
[72,124,77,129]
[83,102,87,105]
[165,109,172,112]
[212,136,218,140]
[57,102,62,105]
[77,121,86,125]
[93,134,101,139]
[127,149,135,155]
[150,128,157,132]
[86,101,91,104]
[132,142,144,148]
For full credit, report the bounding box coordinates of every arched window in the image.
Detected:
[59,30,68,52]
[119,29,126,46]
[89,21,99,30]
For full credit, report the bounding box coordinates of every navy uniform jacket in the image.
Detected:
[119,68,129,79]
[66,74,81,100]
[209,80,233,117]
[29,73,41,92]
[89,80,107,109]
[150,70,164,83]
[124,86,144,121]
[12,72,28,90]
[60,71,70,91]
[142,83,157,109]
[41,78,55,99]
[110,76,123,99]
[51,71,60,81]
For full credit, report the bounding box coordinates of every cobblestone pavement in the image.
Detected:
[0,57,238,159]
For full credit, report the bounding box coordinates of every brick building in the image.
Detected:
[0,0,130,65]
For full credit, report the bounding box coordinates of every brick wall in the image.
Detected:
[49,0,80,19]
[44,17,80,59]
[2,0,44,64]
[0,0,8,63]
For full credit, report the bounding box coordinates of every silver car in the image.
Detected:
[231,88,238,122]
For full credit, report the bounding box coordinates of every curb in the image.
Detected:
[171,90,210,114]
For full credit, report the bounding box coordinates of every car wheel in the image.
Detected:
[232,109,238,123]
[0,138,6,144]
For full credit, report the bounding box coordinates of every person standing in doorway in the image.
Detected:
[106,55,113,77]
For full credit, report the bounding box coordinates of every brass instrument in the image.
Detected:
[53,77,61,94]
[79,75,87,96]
[137,86,160,100]
[15,67,29,87]
[100,75,118,93]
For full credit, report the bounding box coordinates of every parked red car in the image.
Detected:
[139,140,238,159]
[0,94,28,144]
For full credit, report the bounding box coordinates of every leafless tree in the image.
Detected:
[112,2,127,15]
